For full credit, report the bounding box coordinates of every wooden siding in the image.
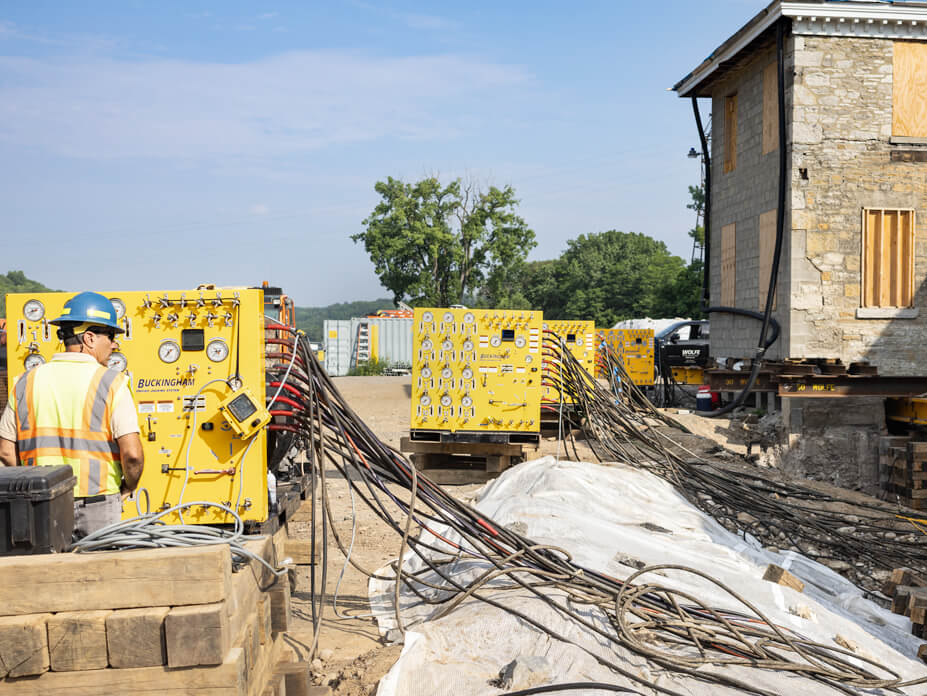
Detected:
[893,42,927,138]
[862,208,915,308]
[758,209,777,310]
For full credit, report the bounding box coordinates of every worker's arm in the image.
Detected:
[0,438,15,467]
[117,433,144,492]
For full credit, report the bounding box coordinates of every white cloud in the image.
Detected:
[250,203,269,215]
[258,12,279,20]
[0,51,530,160]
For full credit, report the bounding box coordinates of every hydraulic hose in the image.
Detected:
[698,18,787,418]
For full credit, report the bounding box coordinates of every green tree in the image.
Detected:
[0,271,56,319]
[354,177,536,307]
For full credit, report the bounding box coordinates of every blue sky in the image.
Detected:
[1,1,767,305]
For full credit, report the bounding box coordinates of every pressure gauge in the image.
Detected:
[206,338,229,362]
[490,335,502,347]
[462,339,474,352]
[441,339,453,352]
[525,355,533,364]
[422,311,434,323]
[158,339,181,364]
[515,336,527,348]
[23,299,45,322]
[109,298,126,320]
[461,367,474,380]
[24,353,45,370]
[421,366,432,379]
[442,311,454,324]
[463,312,475,324]
[542,323,549,330]
[419,394,431,407]
[441,367,453,379]
[440,395,452,407]
[575,336,584,346]
[107,352,127,372]
[421,339,433,351]
[461,395,473,408]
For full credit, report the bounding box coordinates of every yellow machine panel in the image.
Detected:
[670,366,705,385]
[598,328,655,386]
[541,320,596,404]
[5,288,269,526]
[411,308,542,435]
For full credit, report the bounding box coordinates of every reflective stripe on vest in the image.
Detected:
[13,359,125,497]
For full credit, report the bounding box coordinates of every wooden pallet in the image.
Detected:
[400,436,531,484]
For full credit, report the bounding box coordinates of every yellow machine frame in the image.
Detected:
[598,328,655,386]
[542,320,596,404]
[5,288,269,526]
[411,308,542,435]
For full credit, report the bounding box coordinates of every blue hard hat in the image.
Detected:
[50,292,125,333]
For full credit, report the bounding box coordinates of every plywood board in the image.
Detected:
[758,209,778,310]
[863,208,915,308]
[0,544,232,615]
[893,41,927,138]
[721,222,737,306]
[762,62,778,155]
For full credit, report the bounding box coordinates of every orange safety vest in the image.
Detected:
[11,356,125,497]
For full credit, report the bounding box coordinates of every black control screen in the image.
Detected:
[181,329,205,351]
[500,329,515,342]
[227,393,257,422]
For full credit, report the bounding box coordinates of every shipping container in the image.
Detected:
[322,317,413,376]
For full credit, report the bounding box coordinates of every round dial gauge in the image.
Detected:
[461,367,474,380]
[107,352,127,372]
[542,323,549,330]
[24,353,45,370]
[490,335,502,347]
[421,339,433,351]
[440,395,452,407]
[419,394,431,407]
[421,311,434,323]
[441,340,453,351]
[515,336,526,348]
[442,311,454,324]
[462,339,474,351]
[441,367,453,379]
[158,340,181,364]
[462,312,475,324]
[461,395,473,408]
[23,299,45,322]
[421,366,432,379]
[525,355,533,364]
[206,338,230,362]
[109,298,126,320]
[575,336,584,346]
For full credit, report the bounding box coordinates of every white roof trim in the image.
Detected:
[674,1,927,97]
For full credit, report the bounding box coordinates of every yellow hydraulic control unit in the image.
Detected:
[598,328,655,386]
[670,366,705,385]
[541,320,596,404]
[411,308,542,436]
[5,287,271,527]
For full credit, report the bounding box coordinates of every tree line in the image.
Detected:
[353,176,704,328]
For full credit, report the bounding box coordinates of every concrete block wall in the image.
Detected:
[709,38,788,360]
[789,35,927,375]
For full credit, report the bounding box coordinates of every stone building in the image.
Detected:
[674,0,927,493]
[674,0,927,374]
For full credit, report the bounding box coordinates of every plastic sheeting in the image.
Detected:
[370,457,927,696]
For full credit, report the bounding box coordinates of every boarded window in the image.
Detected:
[893,42,927,138]
[762,62,778,155]
[758,210,777,310]
[721,223,736,305]
[724,94,738,173]
[862,208,915,308]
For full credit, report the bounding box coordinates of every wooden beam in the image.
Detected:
[762,564,805,593]
[0,613,51,677]
[0,545,232,616]
[165,603,230,668]
[105,607,169,669]
[47,610,111,672]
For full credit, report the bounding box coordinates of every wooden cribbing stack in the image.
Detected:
[882,441,927,510]
[0,539,310,695]
[883,567,927,661]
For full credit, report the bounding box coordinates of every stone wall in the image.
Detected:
[709,38,789,360]
[789,35,927,375]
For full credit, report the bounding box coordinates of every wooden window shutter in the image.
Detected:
[762,63,778,155]
[724,94,738,173]
[758,210,777,310]
[721,223,737,305]
[893,42,927,138]
[862,208,915,308]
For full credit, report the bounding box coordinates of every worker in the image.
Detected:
[0,292,144,539]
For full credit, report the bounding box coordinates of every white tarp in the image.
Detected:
[612,317,688,335]
[370,457,927,695]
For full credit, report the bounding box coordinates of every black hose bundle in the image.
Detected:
[262,322,926,695]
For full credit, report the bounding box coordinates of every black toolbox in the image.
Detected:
[0,465,75,555]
